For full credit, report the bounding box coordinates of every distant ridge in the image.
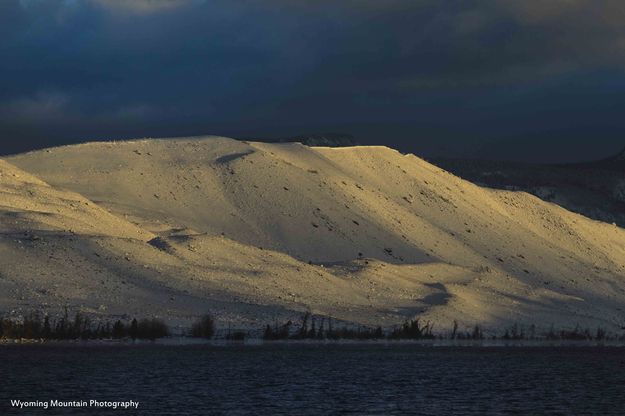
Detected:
[256,133,359,147]
[435,143,625,229]
[611,145,625,161]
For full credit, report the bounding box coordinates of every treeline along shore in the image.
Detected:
[1,309,624,343]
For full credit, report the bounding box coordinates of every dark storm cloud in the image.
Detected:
[1,0,625,161]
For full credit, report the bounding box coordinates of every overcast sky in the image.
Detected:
[2,0,625,162]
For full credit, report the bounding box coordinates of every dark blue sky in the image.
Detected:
[1,0,625,162]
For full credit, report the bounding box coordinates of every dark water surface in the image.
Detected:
[1,343,624,415]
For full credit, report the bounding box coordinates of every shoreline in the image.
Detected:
[3,337,625,348]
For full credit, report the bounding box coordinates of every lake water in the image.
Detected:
[1,343,624,415]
